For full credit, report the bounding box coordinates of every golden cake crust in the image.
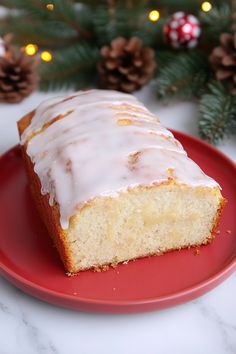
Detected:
[18,111,74,272]
[18,111,225,274]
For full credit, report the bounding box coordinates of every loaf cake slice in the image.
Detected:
[18,90,224,274]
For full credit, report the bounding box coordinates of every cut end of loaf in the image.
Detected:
[65,183,224,273]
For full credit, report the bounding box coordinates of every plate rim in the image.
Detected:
[1,250,236,307]
[0,130,236,311]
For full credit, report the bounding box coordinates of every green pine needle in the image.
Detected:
[199,82,236,144]
[132,18,166,48]
[40,43,100,91]
[155,51,211,101]
[0,15,77,46]
[0,0,91,40]
[92,2,149,45]
[200,3,232,44]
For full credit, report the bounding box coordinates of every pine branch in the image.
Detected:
[92,5,134,45]
[200,3,233,45]
[199,82,236,144]
[0,0,49,14]
[48,0,91,38]
[150,0,200,14]
[0,0,91,39]
[155,50,176,67]
[0,15,77,47]
[91,6,109,45]
[155,51,211,101]
[92,3,148,45]
[132,18,166,48]
[40,43,100,91]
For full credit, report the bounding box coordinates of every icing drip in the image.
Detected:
[21,89,219,229]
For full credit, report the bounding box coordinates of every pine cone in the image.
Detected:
[0,49,38,103]
[97,37,156,93]
[209,32,236,94]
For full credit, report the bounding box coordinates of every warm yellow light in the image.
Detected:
[201,1,212,12]
[25,44,38,56]
[41,51,52,62]
[148,10,160,22]
[46,3,54,10]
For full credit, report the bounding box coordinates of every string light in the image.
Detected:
[24,44,38,56]
[201,1,212,12]
[41,51,52,62]
[148,10,160,22]
[46,3,54,11]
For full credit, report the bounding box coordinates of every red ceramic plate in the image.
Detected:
[0,131,235,313]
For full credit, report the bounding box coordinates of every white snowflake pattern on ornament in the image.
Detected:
[164,12,201,49]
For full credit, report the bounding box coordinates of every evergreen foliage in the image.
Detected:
[0,0,235,143]
[200,3,233,43]
[40,43,100,91]
[199,82,236,144]
[155,51,211,100]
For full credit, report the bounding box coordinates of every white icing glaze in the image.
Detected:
[21,89,219,229]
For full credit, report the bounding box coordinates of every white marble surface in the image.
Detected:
[0,85,235,354]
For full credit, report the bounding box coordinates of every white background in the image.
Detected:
[0,85,235,354]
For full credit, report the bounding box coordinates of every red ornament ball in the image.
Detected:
[164,12,201,49]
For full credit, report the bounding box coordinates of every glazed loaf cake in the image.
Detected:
[18,90,224,273]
